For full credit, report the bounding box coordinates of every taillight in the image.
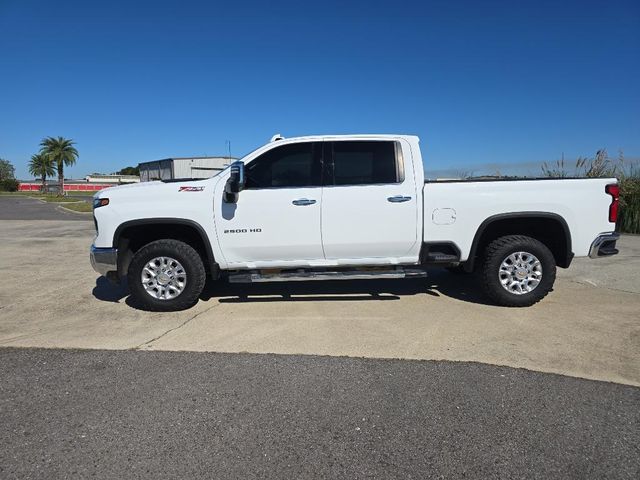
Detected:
[605,184,619,223]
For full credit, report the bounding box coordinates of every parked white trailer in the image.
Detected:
[91,134,620,311]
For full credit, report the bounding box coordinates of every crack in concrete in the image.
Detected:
[0,332,47,344]
[567,278,640,296]
[132,302,221,350]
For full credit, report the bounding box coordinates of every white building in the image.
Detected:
[138,157,234,182]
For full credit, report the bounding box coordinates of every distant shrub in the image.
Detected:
[542,150,619,178]
[619,176,640,234]
[0,178,19,192]
[541,156,570,178]
[542,150,640,234]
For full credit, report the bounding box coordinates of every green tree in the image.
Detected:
[0,158,16,181]
[28,153,56,192]
[40,136,78,195]
[117,166,140,176]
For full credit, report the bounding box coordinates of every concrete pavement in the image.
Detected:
[560,233,640,294]
[1,212,638,386]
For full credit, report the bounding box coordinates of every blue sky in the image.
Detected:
[1,0,638,180]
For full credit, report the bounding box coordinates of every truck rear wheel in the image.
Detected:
[481,235,556,307]
[127,239,206,311]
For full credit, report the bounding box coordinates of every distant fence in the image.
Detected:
[19,182,112,192]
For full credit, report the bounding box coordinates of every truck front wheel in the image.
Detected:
[127,239,206,311]
[481,235,556,307]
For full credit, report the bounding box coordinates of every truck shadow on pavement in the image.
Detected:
[199,268,492,306]
[92,269,493,308]
[92,277,129,303]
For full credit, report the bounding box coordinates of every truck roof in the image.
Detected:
[268,134,420,143]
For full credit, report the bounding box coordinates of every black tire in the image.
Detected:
[127,239,206,311]
[481,235,556,307]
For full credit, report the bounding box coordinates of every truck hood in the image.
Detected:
[94,179,215,215]
[95,178,211,199]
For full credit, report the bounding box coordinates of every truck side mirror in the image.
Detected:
[224,161,245,203]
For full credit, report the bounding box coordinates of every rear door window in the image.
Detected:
[328,141,402,186]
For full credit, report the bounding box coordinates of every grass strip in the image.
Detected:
[38,196,84,203]
[59,202,93,213]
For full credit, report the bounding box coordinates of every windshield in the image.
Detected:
[237,143,265,163]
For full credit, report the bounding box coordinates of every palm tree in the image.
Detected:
[40,136,78,195]
[28,153,55,193]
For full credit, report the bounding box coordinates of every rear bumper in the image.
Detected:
[589,233,620,259]
[90,245,118,276]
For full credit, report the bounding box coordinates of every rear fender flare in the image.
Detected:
[464,212,573,272]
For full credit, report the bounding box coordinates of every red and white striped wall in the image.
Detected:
[18,182,113,192]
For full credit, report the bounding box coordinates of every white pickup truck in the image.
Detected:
[90,134,620,311]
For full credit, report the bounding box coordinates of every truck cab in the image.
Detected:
[214,135,422,269]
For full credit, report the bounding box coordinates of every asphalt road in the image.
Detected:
[1,348,638,480]
[0,195,90,221]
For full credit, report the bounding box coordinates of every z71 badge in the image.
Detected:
[179,186,204,192]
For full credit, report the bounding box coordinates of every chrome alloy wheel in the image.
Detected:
[141,256,187,300]
[498,251,542,295]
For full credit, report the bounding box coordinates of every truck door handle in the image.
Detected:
[292,198,317,206]
[387,195,411,203]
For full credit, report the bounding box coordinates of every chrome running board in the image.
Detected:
[228,267,427,283]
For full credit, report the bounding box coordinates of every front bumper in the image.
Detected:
[589,233,620,259]
[90,245,118,276]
